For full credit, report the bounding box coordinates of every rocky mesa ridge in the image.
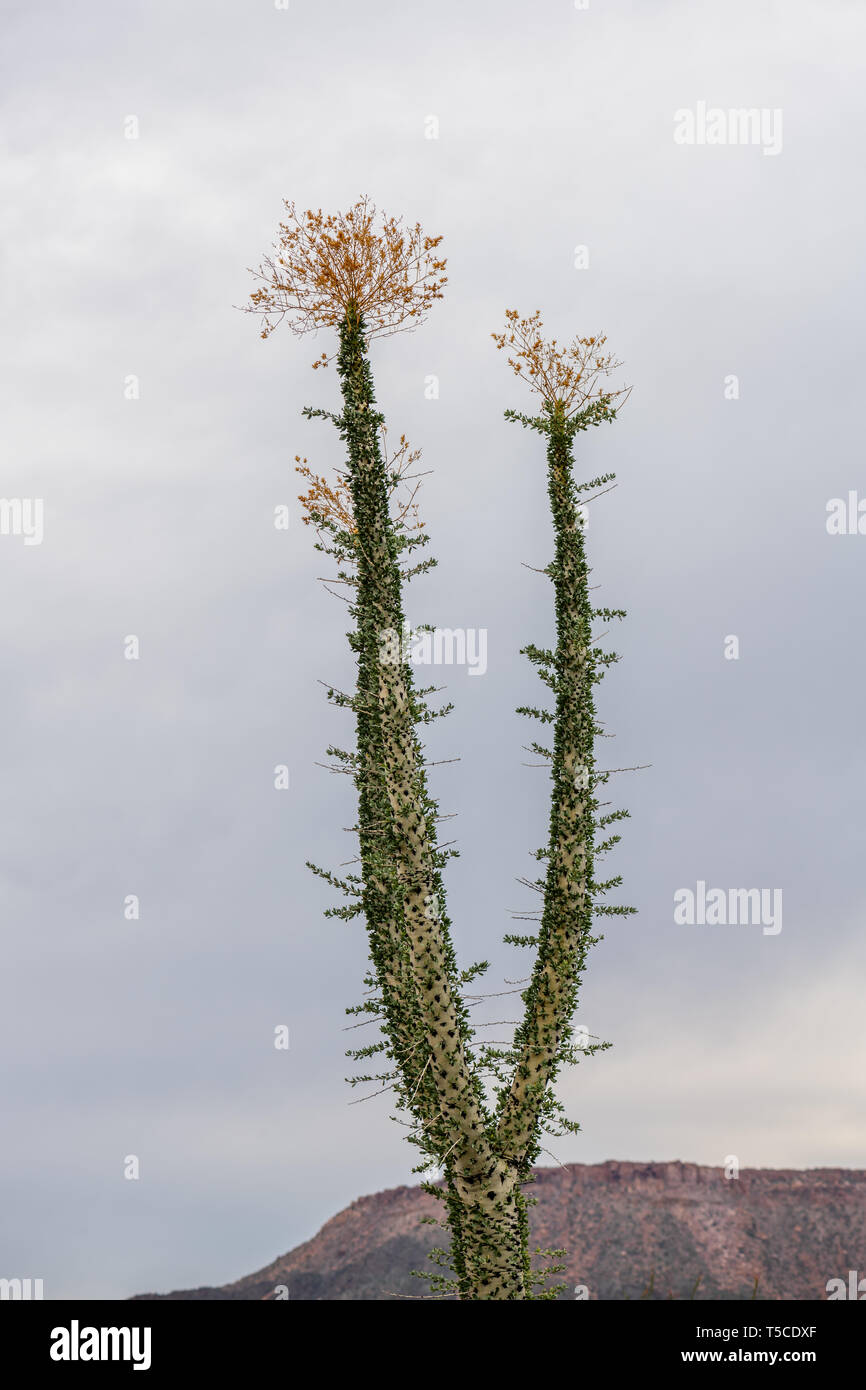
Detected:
[133,1161,866,1300]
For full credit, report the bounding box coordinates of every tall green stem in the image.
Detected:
[334,308,526,1299]
[497,407,598,1163]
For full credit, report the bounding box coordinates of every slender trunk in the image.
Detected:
[335,308,528,1299]
[497,408,596,1164]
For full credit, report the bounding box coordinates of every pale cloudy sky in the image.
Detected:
[1,0,864,1298]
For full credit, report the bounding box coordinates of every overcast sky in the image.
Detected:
[1,0,864,1299]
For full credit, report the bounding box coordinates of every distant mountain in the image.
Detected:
[132,1161,866,1300]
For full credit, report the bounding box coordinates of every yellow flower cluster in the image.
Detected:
[492,309,629,419]
[246,196,447,348]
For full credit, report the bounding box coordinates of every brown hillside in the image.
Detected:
[132,1161,866,1301]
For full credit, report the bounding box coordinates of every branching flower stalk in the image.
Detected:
[491,311,633,1170]
[243,203,633,1299]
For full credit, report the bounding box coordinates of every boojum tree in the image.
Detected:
[243,198,632,1300]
